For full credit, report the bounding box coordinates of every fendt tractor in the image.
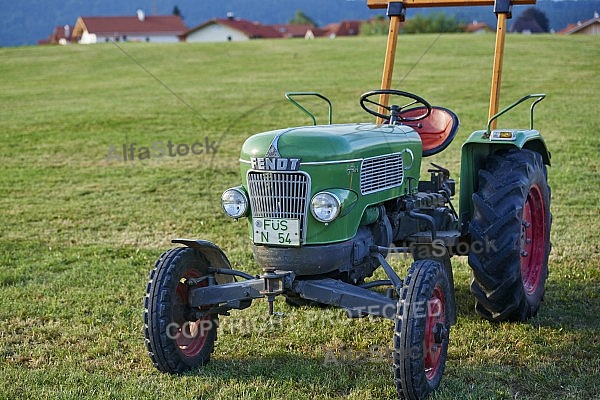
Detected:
[144,0,552,398]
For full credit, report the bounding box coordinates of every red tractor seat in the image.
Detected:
[400,106,460,157]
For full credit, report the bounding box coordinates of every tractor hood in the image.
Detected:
[240,123,422,164]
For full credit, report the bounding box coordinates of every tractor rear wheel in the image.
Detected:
[469,149,551,322]
[394,259,451,400]
[144,247,218,373]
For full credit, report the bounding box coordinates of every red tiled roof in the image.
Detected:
[78,15,186,36]
[38,25,73,44]
[184,18,282,39]
[559,17,600,34]
[559,23,578,34]
[270,24,316,38]
[53,25,72,41]
[465,22,491,33]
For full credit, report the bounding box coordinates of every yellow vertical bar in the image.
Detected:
[488,12,508,130]
[377,14,402,124]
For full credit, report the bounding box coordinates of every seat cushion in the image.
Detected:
[399,106,460,157]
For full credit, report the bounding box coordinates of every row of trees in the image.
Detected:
[361,13,467,35]
[361,8,550,35]
[172,6,550,35]
[285,9,467,34]
[361,13,466,35]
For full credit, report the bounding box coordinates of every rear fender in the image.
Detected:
[458,131,551,235]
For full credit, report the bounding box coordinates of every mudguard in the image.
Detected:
[171,239,234,283]
[458,130,551,235]
[458,93,551,234]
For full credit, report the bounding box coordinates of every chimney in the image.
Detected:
[226,11,235,20]
[137,9,145,22]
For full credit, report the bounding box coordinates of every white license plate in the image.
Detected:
[253,218,300,246]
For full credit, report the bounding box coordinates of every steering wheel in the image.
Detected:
[360,89,432,124]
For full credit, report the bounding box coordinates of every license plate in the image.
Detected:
[253,218,300,246]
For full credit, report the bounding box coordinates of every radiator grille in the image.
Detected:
[247,171,310,228]
[360,153,404,195]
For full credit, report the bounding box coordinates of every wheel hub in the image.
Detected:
[520,184,546,296]
[433,322,448,344]
[425,287,446,381]
[174,270,211,356]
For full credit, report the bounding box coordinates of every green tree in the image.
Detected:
[360,15,389,36]
[172,5,183,20]
[289,10,317,27]
[402,12,466,34]
[515,7,550,32]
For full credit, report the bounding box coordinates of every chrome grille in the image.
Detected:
[247,171,310,233]
[360,153,404,195]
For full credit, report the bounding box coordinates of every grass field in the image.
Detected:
[0,33,599,399]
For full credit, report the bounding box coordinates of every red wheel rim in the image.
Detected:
[424,285,446,381]
[520,184,546,296]
[172,269,212,357]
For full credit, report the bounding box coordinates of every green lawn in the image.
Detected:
[0,33,599,399]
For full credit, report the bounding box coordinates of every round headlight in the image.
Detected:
[311,192,341,223]
[221,188,248,219]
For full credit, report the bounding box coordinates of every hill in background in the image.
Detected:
[1,0,598,46]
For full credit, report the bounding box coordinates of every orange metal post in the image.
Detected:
[377,13,403,124]
[367,0,535,126]
[488,12,508,130]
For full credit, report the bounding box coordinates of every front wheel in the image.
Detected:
[394,259,452,400]
[144,247,218,373]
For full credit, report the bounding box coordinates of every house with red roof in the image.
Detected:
[559,12,600,35]
[38,25,73,45]
[322,20,362,38]
[182,15,282,42]
[270,24,326,39]
[71,10,186,44]
[465,21,492,34]
[182,15,363,43]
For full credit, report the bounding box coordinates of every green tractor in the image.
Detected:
[144,0,551,398]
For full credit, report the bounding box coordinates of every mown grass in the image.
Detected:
[0,34,599,399]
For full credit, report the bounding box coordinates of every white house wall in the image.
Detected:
[186,24,249,42]
[93,34,181,43]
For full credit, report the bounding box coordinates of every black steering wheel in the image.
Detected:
[360,89,432,124]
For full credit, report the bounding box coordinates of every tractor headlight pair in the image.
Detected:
[223,187,342,223]
[311,192,341,223]
[221,187,248,219]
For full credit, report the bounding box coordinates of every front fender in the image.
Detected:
[171,239,234,283]
[458,129,551,234]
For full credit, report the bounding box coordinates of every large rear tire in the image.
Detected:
[144,247,218,373]
[469,149,551,322]
[394,259,451,400]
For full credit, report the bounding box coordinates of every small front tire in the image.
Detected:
[394,259,452,400]
[144,247,218,373]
